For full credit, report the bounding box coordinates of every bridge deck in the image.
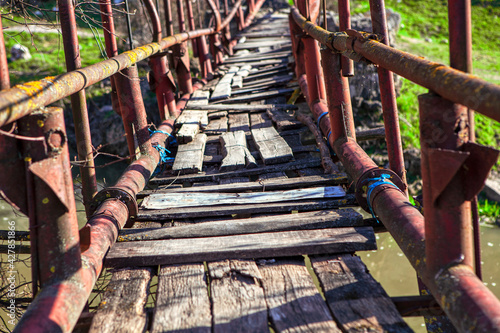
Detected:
[76,13,412,333]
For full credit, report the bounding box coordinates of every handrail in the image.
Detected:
[290,6,500,123]
[0,0,244,127]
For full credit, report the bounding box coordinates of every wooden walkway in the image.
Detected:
[78,12,413,333]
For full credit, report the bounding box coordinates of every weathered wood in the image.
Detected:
[228,113,250,132]
[251,126,293,164]
[172,133,207,174]
[258,258,342,332]
[243,66,289,81]
[151,264,212,333]
[236,64,252,77]
[150,158,323,184]
[142,186,345,209]
[205,116,228,135]
[311,254,413,333]
[219,130,257,171]
[356,126,386,141]
[208,260,268,332]
[119,208,366,241]
[250,112,273,129]
[267,109,302,131]
[236,32,291,38]
[231,75,243,89]
[222,59,288,68]
[226,51,292,64]
[139,174,348,197]
[176,123,200,144]
[186,89,210,107]
[215,88,295,104]
[176,110,209,128]
[182,103,297,112]
[233,40,291,50]
[89,268,151,333]
[135,194,358,220]
[211,68,238,101]
[105,227,377,267]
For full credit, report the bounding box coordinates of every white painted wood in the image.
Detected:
[142,186,346,209]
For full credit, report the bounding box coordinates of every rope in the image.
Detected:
[317,111,328,128]
[149,128,176,177]
[365,174,401,223]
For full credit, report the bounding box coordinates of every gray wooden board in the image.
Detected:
[150,158,323,184]
[182,103,297,111]
[119,209,367,242]
[251,126,293,164]
[140,174,348,196]
[88,268,151,333]
[172,133,207,174]
[186,89,210,106]
[228,113,250,132]
[176,110,209,128]
[233,41,291,51]
[208,260,268,332]
[176,123,200,144]
[214,88,295,104]
[211,70,237,101]
[219,130,257,171]
[135,194,358,220]
[267,109,302,131]
[222,59,288,68]
[151,263,212,333]
[311,254,413,333]
[142,186,346,209]
[231,75,243,89]
[105,227,377,267]
[250,112,273,129]
[225,52,292,64]
[258,258,342,332]
[205,116,228,135]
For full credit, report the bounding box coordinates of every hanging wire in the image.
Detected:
[322,0,327,30]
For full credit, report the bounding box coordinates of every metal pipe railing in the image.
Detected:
[290,6,500,123]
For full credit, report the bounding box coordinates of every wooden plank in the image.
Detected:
[219,130,257,171]
[236,64,252,77]
[172,133,207,174]
[233,40,291,50]
[208,260,268,332]
[226,51,292,64]
[151,264,211,333]
[176,123,200,144]
[267,109,302,131]
[250,112,273,129]
[311,254,413,333]
[211,68,238,101]
[150,158,323,184]
[176,110,209,128]
[214,88,295,104]
[258,258,342,333]
[205,116,228,135]
[222,58,288,68]
[89,268,151,333]
[119,208,366,241]
[105,227,377,267]
[228,113,250,132]
[140,174,348,197]
[142,186,346,209]
[251,126,293,164]
[231,75,243,88]
[180,103,297,112]
[186,89,210,107]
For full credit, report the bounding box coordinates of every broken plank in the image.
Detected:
[267,109,302,131]
[142,186,346,209]
[172,133,207,174]
[151,264,212,333]
[214,88,295,104]
[89,268,152,333]
[311,254,413,333]
[136,194,358,220]
[150,157,323,184]
[251,126,293,164]
[105,227,377,267]
[176,123,200,144]
[208,260,268,332]
[259,258,342,333]
[119,208,366,241]
[219,130,257,171]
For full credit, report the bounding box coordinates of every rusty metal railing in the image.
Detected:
[0,0,265,332]
[290,0,500,332]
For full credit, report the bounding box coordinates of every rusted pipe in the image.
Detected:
[290,7,500,122]
[206,0,222,32]
[338,0,354,76]
[15,121,175,333]
[369,0,407,191]
[163,0,175,36]
[0,18,10,90]
[243,0,266,28]
[58,0,97,216]
[289,13,306,79]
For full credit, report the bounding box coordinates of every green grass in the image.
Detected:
[478,199,500,219]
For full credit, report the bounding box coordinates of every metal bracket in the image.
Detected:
[89,187,138,228]
[355,167,407,212]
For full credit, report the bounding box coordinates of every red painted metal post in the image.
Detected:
[17,107,81,287]
[58,0,98,216]
[0,18,9,90]
[321,49,356,141]
[368,0,406,191]
[174,0,194,95]
[338,0,354,77]
[289,14,306,79]
[222,0,233,55]
[234,0,245,31]
[185,0,199,57]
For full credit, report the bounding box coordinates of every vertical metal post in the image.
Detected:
[18,107,81,287]
[321,49,356,143]
[185,0,199,57]
[234,0,245,31]
[337,0,354,77]
[222,0,233,55]
[209,0,225,69]
[289,13,306,79]
[163,0,175,36]
[0,18,9,90]
[57,0,98,216]
[368,0,407,191]
[175,0,194,94]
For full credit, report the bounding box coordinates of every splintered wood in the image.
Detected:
[172,133,207,174]
[251,126,293,164]
[219,131,257,171]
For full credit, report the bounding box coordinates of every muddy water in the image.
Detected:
[1,190,500,332]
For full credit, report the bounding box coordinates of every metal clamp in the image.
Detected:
[89,187,138,228]
[355,167,406,212]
